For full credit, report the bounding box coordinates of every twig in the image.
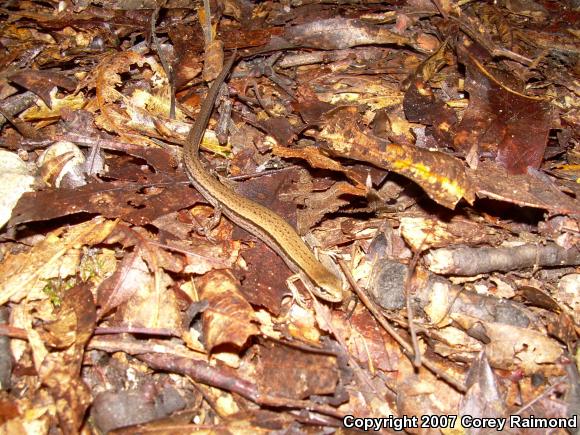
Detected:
[405,247,422,368]
[150,7,176,119]
[251,80,275,118]
[202,0,212,45]
[513,378,566,416]
[426,243,580,276]
[137,352,343,421]
[337,258,467,393]
[0,91,37,128]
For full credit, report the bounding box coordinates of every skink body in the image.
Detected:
[183,54,343,302]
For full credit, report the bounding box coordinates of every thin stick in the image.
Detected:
[150,7,176,119]
[337,258,467,393]
[405,248,422,367]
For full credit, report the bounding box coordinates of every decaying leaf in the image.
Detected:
[0,217,116,305]
[453,315,563,374]
[114,256,182,334]
[20,88,86,128]
[400,216,504,251]
[8,69,77,108]
[257,342,339,399]
[317,106,476,209]
[454,43,553,174]
[197,270,259,351]
[38,284,95,434]
[1,1,578,432]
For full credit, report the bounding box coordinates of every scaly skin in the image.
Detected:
[182,53,343,302]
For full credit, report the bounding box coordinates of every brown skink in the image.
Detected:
[183,54,343,302]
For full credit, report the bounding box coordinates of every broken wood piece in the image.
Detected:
[425,243,580,276]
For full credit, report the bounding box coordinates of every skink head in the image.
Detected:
[313,270,344,303]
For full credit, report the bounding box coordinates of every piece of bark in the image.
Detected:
[425,243,580,276]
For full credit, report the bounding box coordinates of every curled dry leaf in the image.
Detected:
[97,251,152,318]
[20,87,85,128]
[94,50,189,142]
[9,171,199,229]
[471,160,580,215]
[453,314,563,374]
[197,270,259,351]
[36,140,87,188]
[114,256,182,335]
[272,142,367,193]
[317,106,475,209]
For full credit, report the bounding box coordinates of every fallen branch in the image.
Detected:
[425,243,580,276]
